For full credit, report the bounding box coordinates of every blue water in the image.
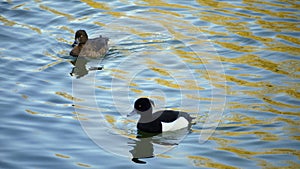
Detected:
[1,0,300,168]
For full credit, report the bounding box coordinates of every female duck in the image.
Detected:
[70,30,109,58]
[128,98,194,133]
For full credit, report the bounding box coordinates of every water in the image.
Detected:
[1,0,299,168]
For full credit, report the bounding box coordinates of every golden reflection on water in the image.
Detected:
[80,0,110,11]
[105,114,137,139]
[55,153,92,168]
[55,91,83,102]
[55,153,70,159]
[189,155,238,169]
[277,34,300,45]
[0,15,41,34]
[215,41,258,53]
[76,162,91,168]
[2,0,299,167]
[39,5,74,20]
[190,111,300,168]
[140,0,195,10]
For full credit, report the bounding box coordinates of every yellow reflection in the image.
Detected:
[236,31,273,43]
[80,0,110,10]
[129,82,138,87]
[277,34,300,45]
[226,114,270,126]
[0,15,17,26]
[38,60,64,72]
[73,104,103,113]
[104,114,136,139]
[256,19,300,32]
[72,111,88,121]
[157,154,172,158]
[131,88,143,94]
[218,9,261,19]
[219,146,300,161]
[155,78,180,89]
[173,49,207,64]
[196,0,238,9]
[0,15,41,34]
[141,0,194,9]
[95,85,110,90]
[26,109,39,115]
[58,26,74,34]
[275,117,300,126]
[291,136,300,141]
[226,74,267,87]
[39,5,74,20]
[245,6,297,19]
[265,41,300,56]
[105,114,116,124]
[257,159,300,169]
[55,91,84,101]
[145,58,164,67]
[110,68,129,80]
[22,94,28,100]
[220,54,290,76]
[110,68,128,74]
[200,13,249,32]
[12,3,26,10]
[26,109,88,120]
[185,94,213,101]
[55,153,70,159]
[198,0,298,20]
[198,28,229,36]
[150,67,171,77]
[148,8,182,17]
[267,107,299,117]
[184,80,204,90]
[188,155,238,169]
[209,136,237,147]
[218,146,259,157]
[76,162,91,168]
[106,11,123,18]
[94,21,106,27]
[262,97,300,109]
[244,0,287,8]
[215,41,257,52]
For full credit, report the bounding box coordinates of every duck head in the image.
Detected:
[128,98,156,123]
[72,30,88,47]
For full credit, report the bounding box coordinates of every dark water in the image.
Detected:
[1,0,299,168]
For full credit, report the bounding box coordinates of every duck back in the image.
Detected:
[78,37,109,58]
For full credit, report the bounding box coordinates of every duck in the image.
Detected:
[128,97,194,133]
[70,30,109,58]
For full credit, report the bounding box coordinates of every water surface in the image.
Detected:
[0,0,299,168]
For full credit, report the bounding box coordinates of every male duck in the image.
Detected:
[70,30,109,58]
[128,98,194,133]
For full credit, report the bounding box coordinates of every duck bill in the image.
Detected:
[71,39,79,47]
[127,109,137,117]
[71,41,77,47]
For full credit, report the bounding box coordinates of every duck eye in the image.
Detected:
[138,105,141,108]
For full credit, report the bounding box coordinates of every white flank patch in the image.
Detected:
[162,117,189,132]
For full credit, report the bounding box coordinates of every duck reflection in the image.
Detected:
[129,136,154,164]
[70,57,103,78]
[128,129,188,164]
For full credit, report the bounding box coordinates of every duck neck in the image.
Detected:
[139,108,153,123]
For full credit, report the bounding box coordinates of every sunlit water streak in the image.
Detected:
[0,0,299,168]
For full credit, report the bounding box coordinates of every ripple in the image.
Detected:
[1,0,300,168]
